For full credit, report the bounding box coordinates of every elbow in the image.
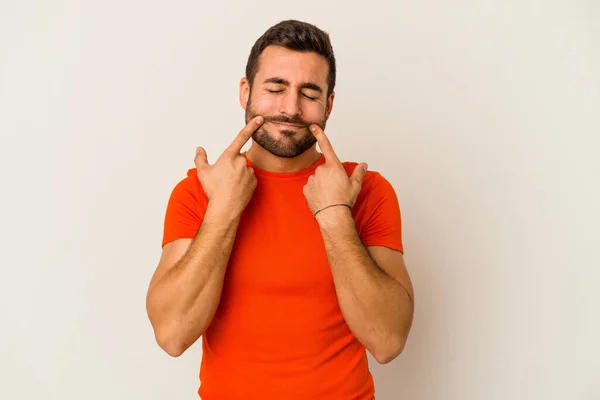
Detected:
[375,300,414,364]
[158,337,186,358]
[146,303,195,357]
[155,330,189,358]
[373,336,407,365]
[147,308,207,357]
[151,320,195,358]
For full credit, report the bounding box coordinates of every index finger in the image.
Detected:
[310,124,340,163]
[226,116,264,155]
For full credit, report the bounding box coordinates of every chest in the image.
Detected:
[225,183,335,297]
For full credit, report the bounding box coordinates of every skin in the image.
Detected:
[146,45,414,364]
[240,45,333,172]
[145,117,265,357]
[304,124,414,364]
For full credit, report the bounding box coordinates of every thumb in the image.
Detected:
[195,146,209,169]
[351,162,368,185]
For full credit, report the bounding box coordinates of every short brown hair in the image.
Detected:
[245,20,336,97]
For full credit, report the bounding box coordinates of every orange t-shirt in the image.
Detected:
[162,154,404,400]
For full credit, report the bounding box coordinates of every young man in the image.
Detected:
[146,20,415,400]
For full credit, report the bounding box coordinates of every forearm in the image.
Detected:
[147,205,240,355]
[317,207,413,363]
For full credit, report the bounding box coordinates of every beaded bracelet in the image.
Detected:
[313,203,352,219]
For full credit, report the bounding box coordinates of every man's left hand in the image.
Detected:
[303,124,368,217]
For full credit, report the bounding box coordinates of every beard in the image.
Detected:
[245,95,327,158]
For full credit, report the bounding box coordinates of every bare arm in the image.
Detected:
[146,207,241,357]
[303,123,414,364]
[316,207,414,364]
[146,116,264,357]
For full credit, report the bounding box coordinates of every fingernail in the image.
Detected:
[364,163,369,171]
[256,116,263,123]
[310,125,317,132]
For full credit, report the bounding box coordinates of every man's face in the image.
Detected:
[241,45,335,158]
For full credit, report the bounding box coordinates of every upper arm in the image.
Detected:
[148,238,193,294]
[161,171,207,247]
[150,171,206,291]
[359,172,412,300]
[358,172,404,253]
[366,245,414,303]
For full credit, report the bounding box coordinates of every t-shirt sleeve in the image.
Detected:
[161,171,208,247]
[359,173,404,253]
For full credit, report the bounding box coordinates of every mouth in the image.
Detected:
[271,122,306,131]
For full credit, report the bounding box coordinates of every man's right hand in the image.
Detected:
[194,116,264,219]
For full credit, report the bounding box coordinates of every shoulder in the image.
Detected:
[342,162,403,240]
[168,168,207,204]
[341,161,395,195]
[342,161,401,222]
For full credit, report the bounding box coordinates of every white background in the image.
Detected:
[1,1,599,399]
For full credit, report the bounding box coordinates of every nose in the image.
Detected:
[278,91,301,118]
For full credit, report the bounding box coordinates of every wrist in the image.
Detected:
[205,203,243,226]
[314,204,355,230]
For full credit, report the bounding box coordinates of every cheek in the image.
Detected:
[302,102,327,121]
[250,93,277,111]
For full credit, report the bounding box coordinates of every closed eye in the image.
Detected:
[266,89,318,100]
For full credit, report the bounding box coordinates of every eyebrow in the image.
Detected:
[263,77,324,94]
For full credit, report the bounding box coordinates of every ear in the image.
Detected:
[240,77,250,110]
[325,91,335,120]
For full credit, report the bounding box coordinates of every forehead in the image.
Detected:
[255,45,329,87]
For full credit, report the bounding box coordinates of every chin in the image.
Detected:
[252,128,316,158]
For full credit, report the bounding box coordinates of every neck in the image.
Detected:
[246,143,322,173]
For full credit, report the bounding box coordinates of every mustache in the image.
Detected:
[262,115,311,128]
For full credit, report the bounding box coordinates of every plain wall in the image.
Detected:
[1,1,598,399]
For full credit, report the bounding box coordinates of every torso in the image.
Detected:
[197,157,376,400]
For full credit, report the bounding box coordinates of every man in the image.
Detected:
[146,19,414,399]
